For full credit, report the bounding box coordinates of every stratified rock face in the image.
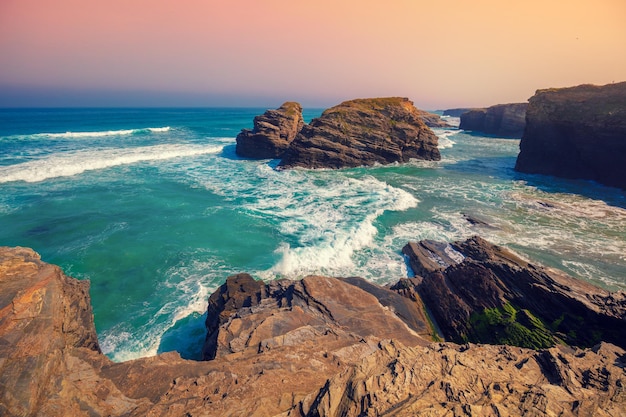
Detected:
[459,103,528,138]
[402,236,626,349]
[515,82,626,189]
[2,245,626,417]
[235,101,304,159]
[278,97,441,169]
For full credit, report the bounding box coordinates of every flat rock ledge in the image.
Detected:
[1,245,625,416]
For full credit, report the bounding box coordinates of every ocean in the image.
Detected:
[1,108,624,362]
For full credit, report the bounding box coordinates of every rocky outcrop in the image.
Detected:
[402,236,626,349]
[2,245,625,416]
[278,97,441,169]
[415,109,451,128]
[515,82,626,189]
[459,103,528,138]
[443,108,472,117]
[235,101,304,159]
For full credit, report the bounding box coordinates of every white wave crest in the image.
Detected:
[247,174,419,279]
[15,126,172,140]
[0,143,223,183]
[435,129,459,149]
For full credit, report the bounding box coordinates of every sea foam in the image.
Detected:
[0,143,223,183]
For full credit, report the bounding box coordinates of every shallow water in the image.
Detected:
[1,108,624,361]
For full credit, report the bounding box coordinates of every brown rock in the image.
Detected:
[235,101,304,159]
[2,246,625,417]
[402,236,626,349]
[459,103,528,138]
[515,82,626,189]
[278,97,441,169]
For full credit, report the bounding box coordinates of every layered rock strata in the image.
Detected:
[402,236,626,349]
[515,82,626,189]
[278,97,441,169]
[459,103,527,138]
[235,101,304,159]
[1,245,625,416]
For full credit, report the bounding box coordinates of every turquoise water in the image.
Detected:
[1,108,624,361]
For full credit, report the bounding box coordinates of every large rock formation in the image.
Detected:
[459,103,528,138]
[515,82,626,189]
[402,236,626,349]
[235,102,304,159]
[2,245,625,416]
[278,97,441,169]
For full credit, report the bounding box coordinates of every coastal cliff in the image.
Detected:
[278,97,441,169]
[235,102,304,159]
[459,103,527,138]
[515,82,626,189]
[1,244,625,416]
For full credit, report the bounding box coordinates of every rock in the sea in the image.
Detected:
[2,245,625,416]
[459,103,528,138]
[402,236,626,349]
[278,97,441,169]
[515,82,626,189]
[415,109,451,127]
[235,101,304,159]
[443,107,472,117]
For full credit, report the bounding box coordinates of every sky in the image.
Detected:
[1,0,625,109]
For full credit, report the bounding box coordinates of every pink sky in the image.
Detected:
[1,0,625,108]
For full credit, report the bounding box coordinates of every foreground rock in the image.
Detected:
[278,97,441,169]
[402,236,626,349]
[459,103,527,138]
[235,102,304,159]
[2,246,626,416]
[515,82,626,189]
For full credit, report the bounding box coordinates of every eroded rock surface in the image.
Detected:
[235,101,304,159]
[1,245,625,416]
[459,103,527,138]
[515,82,626,189]
[278,97,440,169]
[403,236,626,349]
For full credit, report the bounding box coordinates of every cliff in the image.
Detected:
[459,103,527,138]
[235,102,304,159]
[515,82,626,189]
[1,245,625,416]
[278,97,441,169]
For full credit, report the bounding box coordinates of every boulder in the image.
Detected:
[515,82,626,189]
[402,236,626,349]
[459,103,527,138]
[278,97,440,169]
[235,101,304,159]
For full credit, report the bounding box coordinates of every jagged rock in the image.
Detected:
[515,82,626,189]
[297,340,626,417]
[2,246,625,416]
[278,97,440,169]
[402,236,626,349]
[459,103,528,138]
[235,102,304,159]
